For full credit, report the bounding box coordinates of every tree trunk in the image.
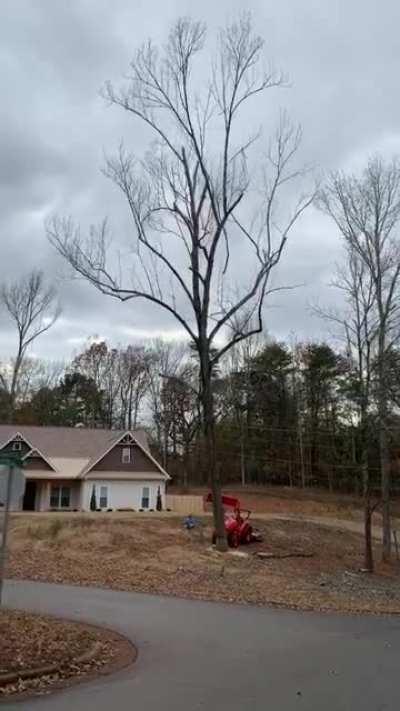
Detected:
[162,422,168,471]
[361,445,374,572]
[298,417,305,488]
[380,421,391,560]
[327,466,333,493]
[183,444,189,489]
[239,415,246,487]
[377,352,391,560]
[364,499,374,572]
[133,391,140,429]
[8,350,23,421]
[127,386,133,430]
[200,349,227,552]
[288,455,293,488]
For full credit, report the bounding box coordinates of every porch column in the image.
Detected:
[40,481,51,511]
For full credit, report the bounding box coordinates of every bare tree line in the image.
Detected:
[317,156,400,561]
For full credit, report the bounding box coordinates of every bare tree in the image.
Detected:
[118,345,150,430]
[318,156,400,560]
[0,270,61,418]
[7,357,64,404]
[72,340,120,427]
[47,16,313,550]
[145,339,187,469]
[315,248,379,570]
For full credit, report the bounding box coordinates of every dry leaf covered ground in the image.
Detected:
[0,608,133,698]
[7,513,400,615]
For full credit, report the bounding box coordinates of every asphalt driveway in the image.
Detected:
[2,579,400,710]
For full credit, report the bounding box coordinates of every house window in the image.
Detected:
[99,486,108,509]
[121,447,131,464]
[141,486,150,509]
[50,487,59,508]
[50,485,71,509]
[12,441,22,451]
[60,487,70,508]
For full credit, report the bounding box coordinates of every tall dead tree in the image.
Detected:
[0,270,61,419]
[48,16,313,550]
[318,157,400,560]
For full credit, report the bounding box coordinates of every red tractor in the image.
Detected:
[206,493,261,548]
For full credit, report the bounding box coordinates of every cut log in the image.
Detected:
[255,551,314,560]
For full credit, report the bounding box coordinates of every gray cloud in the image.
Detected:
[1,0,399,362]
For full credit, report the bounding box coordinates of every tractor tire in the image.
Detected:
[243,529,252,546]
[228,530,239,548]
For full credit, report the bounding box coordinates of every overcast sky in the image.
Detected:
[1,0,399,362]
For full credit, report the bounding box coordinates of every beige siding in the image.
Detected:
[82,480,166,511]
[166,495,205,514]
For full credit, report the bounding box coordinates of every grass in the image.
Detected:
[7,512,400,615]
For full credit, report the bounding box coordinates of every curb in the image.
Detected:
[0,641,102,688]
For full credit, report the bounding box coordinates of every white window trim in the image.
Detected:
[121,447,131,464]
[141,486,150,510]
[99,485,108,509]
[12,441,22,451]
[50,485,71,509]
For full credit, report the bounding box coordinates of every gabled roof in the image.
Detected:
[81,430,170,480]
[22,448,56,472]
[0,425,148,457]
[0,430,56,471]
[0,425,165,479]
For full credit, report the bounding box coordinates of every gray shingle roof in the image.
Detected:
[0,425,149,459]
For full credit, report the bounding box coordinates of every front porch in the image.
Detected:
[22,479,82,512]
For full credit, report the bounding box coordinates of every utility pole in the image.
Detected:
[0,454,25,606]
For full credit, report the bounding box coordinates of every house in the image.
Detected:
[0,425,169,512]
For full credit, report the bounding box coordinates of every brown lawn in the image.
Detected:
[7,513,400,615]
[173,484,390,522]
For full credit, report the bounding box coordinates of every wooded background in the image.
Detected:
[1,335,398,495]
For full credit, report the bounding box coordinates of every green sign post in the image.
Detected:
[0,454,25,606]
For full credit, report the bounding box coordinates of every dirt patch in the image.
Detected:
[6,513,400,615]
[0,609,135,699]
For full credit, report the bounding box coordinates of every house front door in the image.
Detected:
[22,481,37,511]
